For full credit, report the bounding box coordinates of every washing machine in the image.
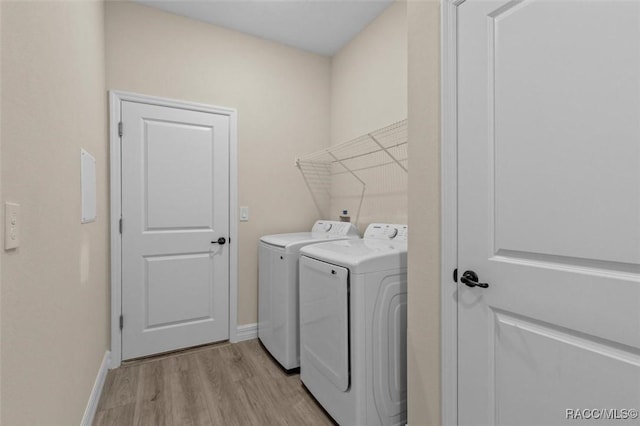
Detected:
[258,220,359,371]
[299,223,408,426]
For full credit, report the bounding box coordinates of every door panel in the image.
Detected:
[493,311,640,426]
[491,0,640,265]
[121,101,230,360]
[299,256,350,392]
[145,120,214,230]
[145,254,213,327]
[458,1,640,424]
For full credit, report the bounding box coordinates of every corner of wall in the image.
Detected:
[328,0,408,228]
[0,0,3,421]
[407,0,442,425]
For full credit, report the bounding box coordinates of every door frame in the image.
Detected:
[441,1,465,424]
[108,90,238,368]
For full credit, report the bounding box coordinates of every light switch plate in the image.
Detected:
[5,202,20,250]
[240,206,249,222]
[81,149,97,223]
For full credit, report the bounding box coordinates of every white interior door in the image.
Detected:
[121,100,230,360]
[458,1,640,424]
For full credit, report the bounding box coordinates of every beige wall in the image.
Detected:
[0,1,109,424]
[407,1,441,425]
[0,2,441,425]
[331,1,407,144]
[105,1,332,326]
[329,1,408,230]
[0,1,3,421]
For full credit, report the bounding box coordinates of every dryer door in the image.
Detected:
[300,256,350,392]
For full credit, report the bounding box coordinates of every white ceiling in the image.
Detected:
[133,0,394,56]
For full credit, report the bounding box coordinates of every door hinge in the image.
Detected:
[119,218,123,234]
[119,315,123,330]
[118,122,123,137]
[453,268,458,283]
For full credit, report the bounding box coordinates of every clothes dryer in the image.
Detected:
[258,220,359,370]
[299,223,408,426]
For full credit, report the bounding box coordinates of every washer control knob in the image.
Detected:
[385,227,398,239]
[324,223,333,232]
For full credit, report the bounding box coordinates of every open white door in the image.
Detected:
[120,100,230,360]
[457,1,640,424]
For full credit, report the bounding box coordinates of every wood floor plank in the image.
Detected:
[93,403,135,426]
[93,339,333,426]
[167,355,213,426]
[218,343,257,383]
[195,347,262,426]
[96,364,139,410]
[132,358,172,426]
[289,387,337,426]
[244,339,291,380]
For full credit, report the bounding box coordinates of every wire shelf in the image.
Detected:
[295,119,408,225]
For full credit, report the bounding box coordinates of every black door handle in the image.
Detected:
[211,237,226,245]
[460,270,489,288]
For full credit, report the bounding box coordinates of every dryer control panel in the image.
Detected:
[312,220,359,237]
[363,223,408,241]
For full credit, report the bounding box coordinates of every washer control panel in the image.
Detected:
[312,220,359,237]
[364,223,408,241]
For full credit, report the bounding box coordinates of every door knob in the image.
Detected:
[211,237,226,245]
[460,270,489,288]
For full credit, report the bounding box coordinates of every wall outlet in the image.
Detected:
[5,202,20,250]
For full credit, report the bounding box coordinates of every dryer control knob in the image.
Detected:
[324,223,333,232]
[385,227,398,239]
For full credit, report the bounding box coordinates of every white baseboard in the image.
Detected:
[81,350,111,426]
[235,323,258,342]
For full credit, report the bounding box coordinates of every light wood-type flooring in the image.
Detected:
[93,339,335,426]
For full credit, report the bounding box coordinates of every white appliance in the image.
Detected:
[258,220,359,370]
[299,223,408,426]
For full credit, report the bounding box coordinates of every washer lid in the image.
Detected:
[300,238,407,274]
[259,220,360,251]
[260,232,358,252]
[260,232,315,248]
[300,223,408,273]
